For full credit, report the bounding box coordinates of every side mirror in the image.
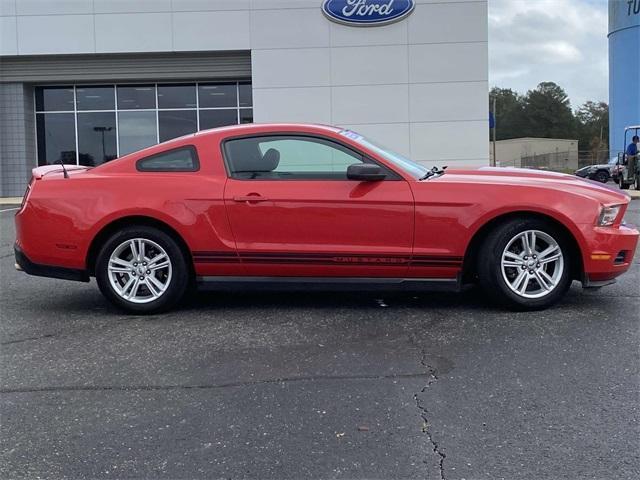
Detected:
[346,163,386,181]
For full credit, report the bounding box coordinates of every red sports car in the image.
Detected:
[14,124,639,313]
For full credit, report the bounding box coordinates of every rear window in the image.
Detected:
[136,146,199,172]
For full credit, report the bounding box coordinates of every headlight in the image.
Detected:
[597,205,622,226]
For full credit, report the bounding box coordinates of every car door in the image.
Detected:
[222,134,414,278]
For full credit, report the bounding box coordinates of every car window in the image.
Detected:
[136,146,199,172]
[223,135,365,180]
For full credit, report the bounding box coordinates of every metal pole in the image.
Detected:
[492,96,497,167]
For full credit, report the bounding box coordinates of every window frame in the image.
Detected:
[220,133,403,181]
[135,145,200,173]
[33,81,252,166]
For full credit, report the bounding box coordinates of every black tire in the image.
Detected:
[594,170,608,183]
[477,218,572,310]
[95,226,190,314]
[619,177,630,190]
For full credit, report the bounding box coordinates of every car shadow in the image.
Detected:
[18,281,610,319]
[28,286,494,316]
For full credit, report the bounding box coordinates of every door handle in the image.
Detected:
[233,195,269,203]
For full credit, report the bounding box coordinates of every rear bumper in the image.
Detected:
[14,244,90,283]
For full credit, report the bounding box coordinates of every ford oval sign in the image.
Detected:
[322,0,415,27]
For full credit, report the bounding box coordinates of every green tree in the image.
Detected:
[575,101,609,156]
[489,82,609,154]
[522,82,577,139]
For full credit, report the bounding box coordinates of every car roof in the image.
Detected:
[90,123,346,173]
[193,123,342,138]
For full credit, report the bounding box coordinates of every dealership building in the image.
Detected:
[609,0,640,156]
[0,0,489,197]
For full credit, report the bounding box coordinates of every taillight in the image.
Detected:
[19,178,33,212]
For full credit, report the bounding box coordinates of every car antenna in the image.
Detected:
[58,159,69,178]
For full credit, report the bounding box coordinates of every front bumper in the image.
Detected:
[579,224,639,286]
[14,244,90,282]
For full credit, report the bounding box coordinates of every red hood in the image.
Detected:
[440,166,631,205]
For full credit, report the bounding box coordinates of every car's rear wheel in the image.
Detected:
[478,219,572,310]
[96,226,189,314]
[594,170,608,183]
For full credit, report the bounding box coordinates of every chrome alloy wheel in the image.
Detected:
[107,238,172,304]
[501,230,564,299]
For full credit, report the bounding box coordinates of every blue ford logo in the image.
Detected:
[322,0,415,26]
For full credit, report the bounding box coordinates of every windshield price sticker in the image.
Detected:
[339,130,363,141]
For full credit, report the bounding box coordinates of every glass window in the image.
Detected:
[224,136,364,180]
[157,84,196,109]
[158,110,197,142]
[198,83,237,108]
[36,113,76,165]
[117,85,156,110]
[77,112,117,166]
[239,83,252,107]
[35,81,251,165]
[343,130,428,179]
[118,111,157,155]
[240,109,253,124]
[199,109,238,130]
[35,87,74,112]
[137,146,199,172]
[76,85,115,111]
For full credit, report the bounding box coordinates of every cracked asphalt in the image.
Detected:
[1,203,639,479]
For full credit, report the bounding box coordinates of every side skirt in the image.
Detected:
[196,276,462,292]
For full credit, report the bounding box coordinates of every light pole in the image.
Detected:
[93,126,113,163]
[491,96,497,167]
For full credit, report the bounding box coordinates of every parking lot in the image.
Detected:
[1,203,639,479]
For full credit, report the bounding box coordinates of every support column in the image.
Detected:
[0,83,35,197]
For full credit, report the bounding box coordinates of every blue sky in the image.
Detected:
[489,0,609,109]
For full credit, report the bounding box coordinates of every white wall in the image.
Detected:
[492,138,579,168]
[0,0,489,166]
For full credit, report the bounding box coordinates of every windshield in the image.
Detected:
[339,129,429,179]
[608,157,618,165]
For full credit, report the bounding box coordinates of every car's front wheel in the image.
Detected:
[478,219,572,310]
[619,176,630,190]
[95,226,189,314]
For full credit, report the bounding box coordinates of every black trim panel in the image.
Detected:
[14,245,90,283]
[581,276,617,288]
[196,276,461,292]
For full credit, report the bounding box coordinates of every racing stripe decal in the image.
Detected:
[193,251,463,267]
[192,251,239,263]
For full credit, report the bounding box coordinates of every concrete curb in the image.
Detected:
[627,190,640,200]
[0,197,22,205]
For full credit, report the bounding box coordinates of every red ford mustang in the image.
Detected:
[14,124,639,313]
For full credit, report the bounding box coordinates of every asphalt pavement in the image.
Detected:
[1,204,639,479]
